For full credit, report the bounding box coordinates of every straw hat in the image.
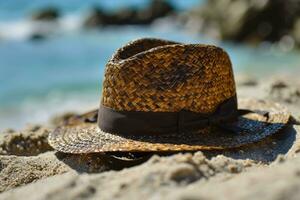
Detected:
[48,38,290,153]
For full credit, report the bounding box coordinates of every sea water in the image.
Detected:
[1,0,300,130]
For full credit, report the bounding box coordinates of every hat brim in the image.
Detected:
[48,99,290,153]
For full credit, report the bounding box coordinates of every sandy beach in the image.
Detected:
[2,0,300,199]
[1,73,300,200]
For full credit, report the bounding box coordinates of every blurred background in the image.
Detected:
[1,0,300,130]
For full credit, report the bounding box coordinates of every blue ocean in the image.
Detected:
[1,0,300,130]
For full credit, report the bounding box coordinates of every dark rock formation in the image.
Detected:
[83,7,108,27]
[31,7,60,21]
[29,33,47,41]
[137,0,175,24]
[83,0,175,28]
[182,0,300,48]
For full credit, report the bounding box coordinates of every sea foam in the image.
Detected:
[0,14,82,41]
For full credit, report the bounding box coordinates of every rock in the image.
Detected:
[149,0,174,17]
[83,6,136,27]
[83,0,175,28]
[28,8,61,41]
[28,33,47,41]
[112,8,138,25]
[83,7,108,27]
[182,0,300,48]
[136,0,175,24]
[31,7,60,21]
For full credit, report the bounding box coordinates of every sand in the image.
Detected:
[0,74,300,200]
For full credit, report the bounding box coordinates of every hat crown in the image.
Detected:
[101,38,236,113]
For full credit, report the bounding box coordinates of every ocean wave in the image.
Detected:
[0,90,98,131]
[0,14,82,41]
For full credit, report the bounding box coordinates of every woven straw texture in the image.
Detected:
[48,99,290,153]
[102,38,235,113]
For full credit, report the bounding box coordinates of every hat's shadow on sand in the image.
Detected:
[55,151,150,173]
[203,124,297,162]
[55,123,297,173]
